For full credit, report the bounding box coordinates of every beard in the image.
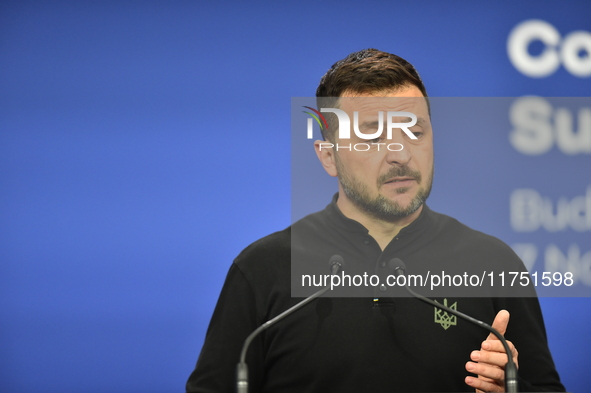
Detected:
[335,154,433,222]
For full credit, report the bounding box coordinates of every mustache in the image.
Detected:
[378,165,422,185]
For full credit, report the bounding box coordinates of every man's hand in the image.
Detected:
[464,310,519,392]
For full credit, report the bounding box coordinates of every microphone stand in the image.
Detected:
[236,256,343,393]
[392,259,518,393]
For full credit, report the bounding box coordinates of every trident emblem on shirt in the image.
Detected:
[434,298,457,330]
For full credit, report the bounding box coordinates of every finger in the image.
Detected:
[466,362,505,383]
[471,350,512,368]
[482,340,519,367]
[465,375,504,392]
[466,362,505,393]
[487,309,510,340]
[466,361,504,383]
[472,377,499,393]
[482,339,517,355]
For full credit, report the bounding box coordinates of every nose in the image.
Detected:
[384,131,412,166]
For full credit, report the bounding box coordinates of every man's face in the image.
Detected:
[331,86,433,222]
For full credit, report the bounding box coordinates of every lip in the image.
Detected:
[383,177,416,187]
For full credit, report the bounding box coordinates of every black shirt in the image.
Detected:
[187,197,564,392]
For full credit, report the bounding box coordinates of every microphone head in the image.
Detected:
[328,254,344,273]
[388,258,406,276]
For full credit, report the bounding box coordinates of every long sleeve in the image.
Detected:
[186,263,265,393]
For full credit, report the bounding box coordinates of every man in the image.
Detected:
[186,49,564,392]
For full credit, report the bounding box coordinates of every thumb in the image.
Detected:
[487,309,510,340]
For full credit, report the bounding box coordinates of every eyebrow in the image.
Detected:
[359,116,428,128]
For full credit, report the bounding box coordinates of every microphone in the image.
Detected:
[389,258,519,393]
[236,255,344,393]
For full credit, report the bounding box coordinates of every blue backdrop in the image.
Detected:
[1,1,590,392]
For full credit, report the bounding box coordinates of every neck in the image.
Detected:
[336,192,423,250]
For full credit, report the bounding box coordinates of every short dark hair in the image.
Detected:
[316,48,428,140]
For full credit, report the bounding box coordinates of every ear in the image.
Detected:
[314,140,338,177]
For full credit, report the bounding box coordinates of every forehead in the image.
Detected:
[338,86,428,117]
